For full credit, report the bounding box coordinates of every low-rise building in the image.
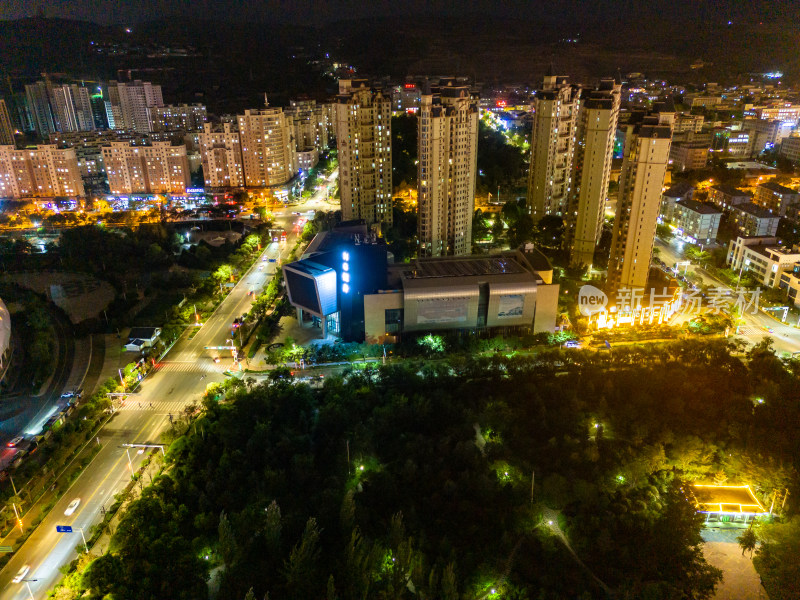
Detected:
[708,184,751,210]
[778,270,800,307]
[282,221,559,344]
[725,131,752,157]
[670,141,709,171]
[779,135,800,164]
[754,181,800,216]
[727,203,780,237]
[660,181,694,221]
[673,199,721,244]
[743,118,795,156]
[727,236,800,287]
[673,113,704,133]
[691,484,766,527]
[297,148,319,170]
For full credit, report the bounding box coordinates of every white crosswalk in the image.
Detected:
[153,361,226,374]
[118,399,196,413]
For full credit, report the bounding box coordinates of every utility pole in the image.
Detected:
[77,527,89,553]
[530,470,535,509]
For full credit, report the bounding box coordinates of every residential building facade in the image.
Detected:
[566,79,621,268]
[607,112,673,290]
[106,80,164,133]
[417,85,479,256]
[779,136,800,164]
[673,199,722,244]
[708,184,751,209]
[25,81,56,137]
[102,141,189,194]
[286,99,329,155]
[49,84,95,132]
[237,108,297,187]
[727,236,800,288]
[0,100,15,146]
[149,104,207,132]
[659,181,694,222]
[198,122,245,188]
[754,181,800,217]
[527,74,579,219]
[0,144,85,198]
[727,203,780,237]
[669,141,708,171]
[336,80,393,228]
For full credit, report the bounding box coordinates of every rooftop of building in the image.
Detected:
[283,259,334,278]
[690,484,766,514]
[725,161,776,171]
[759,180,798,194]
[403,254,527,280]
[663,181,694,198]
[389,247,554,291]
[735,202,778,219]
[302,221,385,257]
[710,184,750,197]
[676,199,721,214]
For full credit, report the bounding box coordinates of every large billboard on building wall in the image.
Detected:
[416,297,469,324]
[497,294,524,319]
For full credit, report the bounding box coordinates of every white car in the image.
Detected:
[64,498,81,516]
[12,564,30,583]
[7,436,23,448]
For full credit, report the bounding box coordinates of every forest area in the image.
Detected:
[56,338,800,600]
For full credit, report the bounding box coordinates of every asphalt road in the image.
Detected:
[655,238,800,354]
[0,306,75,469]
[0,189,329,598]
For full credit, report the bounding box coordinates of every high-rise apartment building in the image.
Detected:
[0,144,85,198]
[106,81,164,133]
[49,84,96,132]
[237,108,297,187]
[336,79,392,228]
[149,104,207,132]
[286,99,329,153]
[417,84,479,256]
[566,79,621,268]
[526,74,579,219]
[199,122,245,188]
[607,112,673,291]
[25,81,56,137]
[102,141,189,194]
[0,100,15,146]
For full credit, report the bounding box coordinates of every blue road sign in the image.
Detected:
[56,525,73,533]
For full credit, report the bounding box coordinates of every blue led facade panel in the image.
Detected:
[283,260,338,317]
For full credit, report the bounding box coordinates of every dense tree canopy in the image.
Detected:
[74,339,800,600]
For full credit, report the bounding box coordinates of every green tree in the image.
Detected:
[219,511,238,568]
[283,518,321,599]
[738,527,758,556]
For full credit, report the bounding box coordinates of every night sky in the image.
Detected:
[1,0,799,26]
